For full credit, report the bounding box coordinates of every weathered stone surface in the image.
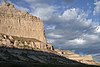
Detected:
[0,41,2,46]
[0,34,3,40]
[8,36,14,41]
[29,42,36,48]
[0,2,47,49]
[0,34,47,50]
[46,44,54,50]
[55,49,95,65]
[0,2,96,65]
[18,41,24,47]
[2,39,11,45]
[3,35,7,39]
[14,40,19,47]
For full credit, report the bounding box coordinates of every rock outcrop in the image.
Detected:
[46,43,54,50]
[55,49,95,65]
[0,33,49,50]
[0,1,47,49]
[0,1,97,66]
[0,47,84,65]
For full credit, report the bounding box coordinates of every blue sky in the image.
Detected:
[0,0,100,62]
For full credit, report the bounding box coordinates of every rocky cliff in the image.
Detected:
[55,49,95,65]
[0,1,47,49]
[0,1,97,66]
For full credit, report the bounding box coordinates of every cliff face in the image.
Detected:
[55,49,95,65]
[0,2,47,49]
[0,2,97,66]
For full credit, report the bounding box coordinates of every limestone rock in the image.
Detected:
[2,0,14,8]
[19,41,24,47]
[2,39,11,45]
[0,2,47,49]
[46,44,54,50]
[0,41,3,46]
[14,40,19,47]
[8,36,14,41]
[3,35,7,39]
[29,42,36,48]
[0,2,96,65]
[0,34,3,40]
[55,49,95,65]
[24,41,28,46]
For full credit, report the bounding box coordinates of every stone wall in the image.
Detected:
[0,2,47,49]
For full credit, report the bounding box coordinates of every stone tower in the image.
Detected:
[0,2,47,49]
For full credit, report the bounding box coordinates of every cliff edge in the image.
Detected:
[0,1,97,66]
[0,1,48,49]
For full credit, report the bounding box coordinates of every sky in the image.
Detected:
[0,0,100,62]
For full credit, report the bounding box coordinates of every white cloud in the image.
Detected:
[59,8,91,28]
[65,34,100,46]
[82,34,99,40]
[24,0,57,21]
[46,25,56,30]
[45,7,99,48]
[48,33,63,38]
[10,0,100,51]
[47,39,55,43]
[59,8,78,21]
[77,16,92,27]
[94,25,100,33]
[31,6,55,21]
[68,38,86,45]
[93,1,100,15]
[92,53,100,56]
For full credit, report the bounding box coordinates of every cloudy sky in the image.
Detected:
[0,0,100,62]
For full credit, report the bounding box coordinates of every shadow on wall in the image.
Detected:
[0,47,99,67]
